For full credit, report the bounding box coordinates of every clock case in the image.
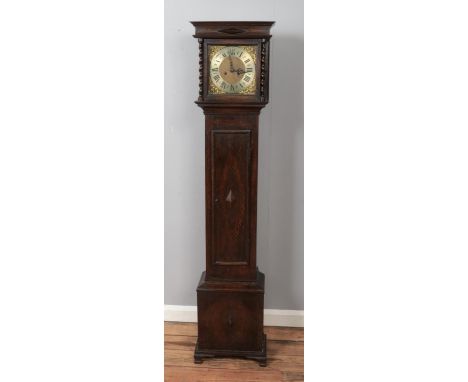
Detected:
[191,21,274,367]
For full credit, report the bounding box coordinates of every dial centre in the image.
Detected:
[219,56,245,85]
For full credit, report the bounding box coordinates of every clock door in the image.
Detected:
[205,113,258,281]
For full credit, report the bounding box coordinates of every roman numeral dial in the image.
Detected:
[209,46,256,95]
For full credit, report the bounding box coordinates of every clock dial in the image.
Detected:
[209,46,256,95]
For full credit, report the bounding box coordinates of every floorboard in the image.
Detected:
[164,322,304,382]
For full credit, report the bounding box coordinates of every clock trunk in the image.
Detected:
[205,112,259,281]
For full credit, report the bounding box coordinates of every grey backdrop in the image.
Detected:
[164,0,303,310]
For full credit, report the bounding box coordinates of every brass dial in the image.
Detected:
[209,46,256,94]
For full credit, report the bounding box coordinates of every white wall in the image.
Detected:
[164,0,303,310]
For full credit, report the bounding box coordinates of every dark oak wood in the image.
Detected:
[191,21,274,367]
[205,112,259,281]
[196,271,266,365]
[192,21,274,39]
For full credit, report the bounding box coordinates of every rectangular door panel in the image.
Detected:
[211,130,250,265]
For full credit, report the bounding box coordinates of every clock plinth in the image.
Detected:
[194,270,266,366]
[191,21,274,367]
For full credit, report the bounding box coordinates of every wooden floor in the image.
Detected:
[165,322,304,382]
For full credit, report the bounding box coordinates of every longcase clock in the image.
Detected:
[191,21,274,367]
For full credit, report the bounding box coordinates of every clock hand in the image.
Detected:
[229,56,235,73]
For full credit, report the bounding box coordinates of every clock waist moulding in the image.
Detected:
[191,21,274,367]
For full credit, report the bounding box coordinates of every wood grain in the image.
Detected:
[165,366,282,382]
[165,322,303,382]
[204,113,259,281]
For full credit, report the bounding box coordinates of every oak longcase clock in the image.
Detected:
[191,21,274,367]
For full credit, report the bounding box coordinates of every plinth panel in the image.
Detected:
[198,290,262,350]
